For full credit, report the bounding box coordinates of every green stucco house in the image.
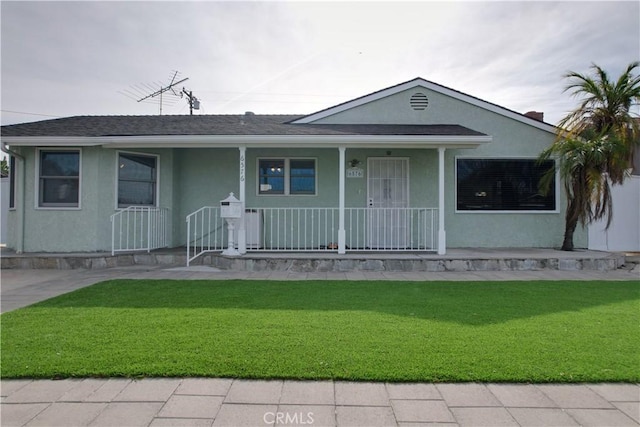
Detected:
[1,78,583,261]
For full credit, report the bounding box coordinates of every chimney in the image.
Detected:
[524,111,544,122]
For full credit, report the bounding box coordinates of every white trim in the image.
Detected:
[453,155,560,214]
[4,134,492,149]
[35,147,82,210]
[338,147,346,254]
[291,78,557,134]
[256,157,318,196]
[115,150,160,210]
[438,147,446,255]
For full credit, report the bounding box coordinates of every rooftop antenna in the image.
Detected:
[120,71,189,115]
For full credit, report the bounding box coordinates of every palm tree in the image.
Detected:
[540,62,640,251]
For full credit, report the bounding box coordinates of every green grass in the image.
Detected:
[1,280,638,382]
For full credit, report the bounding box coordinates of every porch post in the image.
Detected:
[237,146,247,254]
[438,147,446,255]
[338,146,346,254]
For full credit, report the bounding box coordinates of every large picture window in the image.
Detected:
[456,158,555,211]
[38,150,80,208]
[258,158,316,195]
[118,152,158,207]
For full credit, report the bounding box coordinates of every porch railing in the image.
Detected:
[111,206,170,255]
[345,208,437,251]
[186,206,226,265]
[247,208,339,252]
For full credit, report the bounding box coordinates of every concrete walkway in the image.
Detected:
[1,267,639,426]
[2,378,639,426]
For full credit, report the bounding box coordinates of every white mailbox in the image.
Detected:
[220,193,242,219]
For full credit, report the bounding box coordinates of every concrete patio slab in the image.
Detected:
[487,384,558,408]
[224,380,282,404]
[150,418,214,427]
[276,404,336,426]
[391,399,455,423]
[212,403,277,426]
[614,402,640,423]
[565,408,638,426]
[82,379,132,402]
[174,378,233,396]
[450,407,519,426]
[436,383,502,407]
[280,380,335,405]
[113,378,180,402]
[506,407,579,426]
[386,383,442,400]
[24,402,106,427]
[587,383,640,401]
[157,395,223,418]
[2,380,78,403]
[336,405,396,426]
[0,403,49,427]
[88,402,163,426]
[536,384,615,409]
[335,381,390,406]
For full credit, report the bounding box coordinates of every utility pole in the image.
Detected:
[181,88,200,115]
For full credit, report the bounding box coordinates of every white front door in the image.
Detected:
[367,158,409,249]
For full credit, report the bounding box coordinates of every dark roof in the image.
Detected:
[0,114,486,138]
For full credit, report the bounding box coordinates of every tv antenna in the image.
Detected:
[120,71,189,115]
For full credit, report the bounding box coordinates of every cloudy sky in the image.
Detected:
[1,1,638,126]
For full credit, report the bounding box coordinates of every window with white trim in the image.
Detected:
[117,152,158,207]
[38,150,80,208]
[258,158,316,195]
[456,158,555,211]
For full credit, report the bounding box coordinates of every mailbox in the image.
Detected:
[220,193,242,219]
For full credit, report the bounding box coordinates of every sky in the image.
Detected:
[1,0,639,127]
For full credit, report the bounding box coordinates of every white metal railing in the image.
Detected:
[247,208,339,252]
[111,206,170,255]
[186,206,226,265]
[184,206,437,264]
[345,208,437,251]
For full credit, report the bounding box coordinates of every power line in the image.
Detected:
[1,109,61,118]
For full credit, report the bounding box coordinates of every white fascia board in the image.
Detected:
[104,134,493,149]
[3,134,492,149]
[292,78,558,135]
[1,137,105,146]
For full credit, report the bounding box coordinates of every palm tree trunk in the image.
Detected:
[562,198,579,251]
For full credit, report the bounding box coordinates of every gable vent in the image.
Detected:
[410,92,429,110]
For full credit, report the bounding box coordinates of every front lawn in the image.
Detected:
[1,280,638,382]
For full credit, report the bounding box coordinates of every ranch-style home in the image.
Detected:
[1,77,582,263]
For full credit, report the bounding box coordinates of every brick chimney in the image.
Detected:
[524,111,544,122]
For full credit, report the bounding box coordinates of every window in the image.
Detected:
[258,158,316,195]
[118,152,158,207]
[9,156,15,209]
[456,158,555,211]
[38,150,80,208]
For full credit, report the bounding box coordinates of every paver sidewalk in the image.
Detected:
[1,379,638,426]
